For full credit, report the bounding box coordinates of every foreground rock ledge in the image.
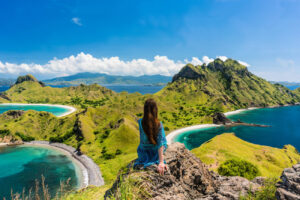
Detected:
[276,163,300,200]
[105,143,262,200]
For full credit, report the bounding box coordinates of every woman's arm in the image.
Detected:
[157,145,168,175]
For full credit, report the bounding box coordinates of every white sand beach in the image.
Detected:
[23,141,104,188]
[166,107,259,144]
[0,103,77,117]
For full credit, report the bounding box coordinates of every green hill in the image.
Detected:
[154,59,300,129]
[1,59,300,199]
[191,133,300,177]
[0,81,115,104]
[159,59,299,109]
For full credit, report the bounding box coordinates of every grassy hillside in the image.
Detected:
[158,59,300,110]
[294,87,300,96]
[192,133,300,177]
[0,81,115,104]
[1,59,300,199]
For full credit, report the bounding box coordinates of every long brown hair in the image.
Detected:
[142,98,160,145]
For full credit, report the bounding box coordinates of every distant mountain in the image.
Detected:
[270,81,300,90]
[43,72,172,86]
[0,78,15,86]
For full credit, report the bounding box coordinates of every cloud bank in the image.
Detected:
[0,53,250,79]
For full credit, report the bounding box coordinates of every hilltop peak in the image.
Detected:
[172,58,250,82]
[15,74,45,86]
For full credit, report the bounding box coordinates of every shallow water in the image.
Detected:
[0,145,79,199]
[0,104,70,116]
[175,105,300,150]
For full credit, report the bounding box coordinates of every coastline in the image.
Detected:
[0,103,77,117]
[22,141,104,188]
[166,104,300,144]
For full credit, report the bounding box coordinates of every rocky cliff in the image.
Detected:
[105,143,262,200]
[276,163,300,200]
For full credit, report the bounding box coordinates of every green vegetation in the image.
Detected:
[192,133,300,177]
[218,159,260,180]
[240,177,278,200]
[15,131,35,141]
[1,58,300,199]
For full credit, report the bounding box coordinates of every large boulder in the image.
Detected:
[212,112,232,125]
[105,143,261,200]
[276,163,300,200]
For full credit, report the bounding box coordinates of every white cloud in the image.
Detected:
[237,60,250,67]
[216,56,228,62]
[202,56,214,65]
[71,17,82,26]
[0,53,251,79]
[184,57,203,66]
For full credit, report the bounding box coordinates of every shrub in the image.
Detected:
[102,153,115,160]
[115,149,122,155]
[15,132,35,142]
[164,126,170,131]
[0,129,10,136]
[218,159,260,180]
[240,177,277,200]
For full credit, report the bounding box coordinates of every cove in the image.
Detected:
[175,105,300,150]
[0,145,81,199]
[0,103,76,117]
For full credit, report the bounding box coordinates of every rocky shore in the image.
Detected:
[24,141,104,188]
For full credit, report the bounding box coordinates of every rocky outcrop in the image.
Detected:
[4,110,25,119]
[105,143,261,200]
[0,93,11,101]
[276,163,300,200]
[172,64,205,82]
[212,112,232,125]
[14,74,45,86]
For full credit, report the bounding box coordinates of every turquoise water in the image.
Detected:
[0,145,79,199]
[0,104,70,116]
[175,105,300,150]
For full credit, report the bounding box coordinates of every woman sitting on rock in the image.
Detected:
[134,98,168,175]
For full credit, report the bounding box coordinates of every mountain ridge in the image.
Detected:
[43,72,172,86]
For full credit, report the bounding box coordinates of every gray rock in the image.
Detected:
[105,143,261,200]
[276,163,300,200]
[212,112,232,125]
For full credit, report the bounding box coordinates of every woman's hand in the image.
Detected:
[157,162,168,175]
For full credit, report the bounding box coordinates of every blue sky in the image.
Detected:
[0,0,299,81]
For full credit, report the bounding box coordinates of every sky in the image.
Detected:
[0,0,299,81]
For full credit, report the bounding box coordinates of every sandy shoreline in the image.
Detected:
[0,103,77,117]
[166,104,300,144]
[0,141,104,189]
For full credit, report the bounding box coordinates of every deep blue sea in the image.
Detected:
[175,105,300,150]
[0,104,70,116]
[0,146,79,199]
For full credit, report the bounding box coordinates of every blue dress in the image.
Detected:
[134,119,168,168]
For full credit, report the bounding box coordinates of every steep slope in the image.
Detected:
[294,87,300,96]
[0,77,115,104]
[191,133,300,177]
[158,59,299,110]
